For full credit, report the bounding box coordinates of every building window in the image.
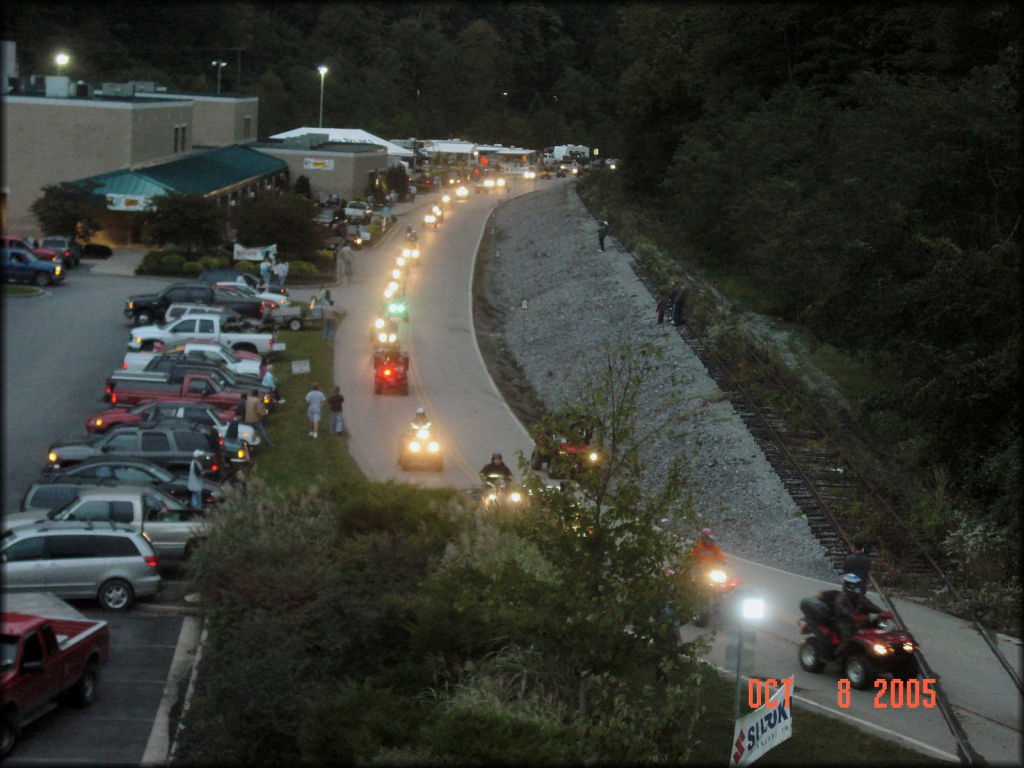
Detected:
[181,125,187,151]
[173,126,180,153]
[243,116,251,138]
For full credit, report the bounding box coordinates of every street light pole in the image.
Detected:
[732,595,765,721]
[318,65,328,128]
[211,60,227,94]
[54,51,69,77]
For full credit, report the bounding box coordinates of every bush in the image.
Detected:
[197,254,230,270]
[182,261,203,275]
[231,260,258,275]
[285,261,320,280]
[308,250,336,273]
[160,252,186,273]
[136,250,165,275]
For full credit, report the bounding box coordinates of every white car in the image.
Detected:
[344,201,371,222]
[122,339,263,377]
[214,282,290,307]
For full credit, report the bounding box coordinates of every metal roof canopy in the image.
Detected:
[66,145,287,199]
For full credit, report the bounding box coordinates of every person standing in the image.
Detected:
[667,281,683,326]
[187,450,205,509]
[273,258,288,289]
[259,254,273,286]
[305,382,326,438]
[656,290,670,324]
[261,364,284,405]
[321,291,338,342]
[340,244,354,284]
[327,386,345,436]
[597,221,608,251]
[235,392,247,420]
[244,388,271,447]
[671,285,685,326]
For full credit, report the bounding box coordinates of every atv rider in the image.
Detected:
[690,528,727,568]
[833,573,888,662]
[479,452,513,482]
[411,407,431,429]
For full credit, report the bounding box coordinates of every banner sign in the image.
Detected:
[233,243,277,262]
[729,679,793,766]
[303,158,334,170]
[106,194,155,211]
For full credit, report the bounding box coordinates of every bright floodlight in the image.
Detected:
[55,52,70,68]
[318,65,328,76]
[741,596,765,620]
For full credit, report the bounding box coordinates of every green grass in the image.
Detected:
[3,284,41,297]
[244,328,364,492]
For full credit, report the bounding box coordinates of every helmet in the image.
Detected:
[700,527,715,542]
[841,573,862,595]
[193,449,204,458]
[415,408,425,415]
[491,453,503,462]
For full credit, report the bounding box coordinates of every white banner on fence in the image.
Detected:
[233,243,277,262]
[729,679,793,766]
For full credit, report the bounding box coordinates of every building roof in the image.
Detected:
[68,145,287,199]
[270,127,413,157]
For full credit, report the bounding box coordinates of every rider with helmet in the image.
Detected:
[411,408,430,429]
[689,527,727,568]
[833,573,886,661]
[479,452,513,481]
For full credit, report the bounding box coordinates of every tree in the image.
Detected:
[139,191,225,257]
[233,192,322,258]
[29,181,107,240]
[293,174,311,198]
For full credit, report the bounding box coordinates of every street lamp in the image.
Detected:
[732,595,766,720]
[54,52,69,77]
[211,60,227,94]
[318,65,328,128]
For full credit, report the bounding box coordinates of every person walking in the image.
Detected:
[305,382,326,438]
[234,392,247,420]
[187,450,206,509]
[272,258,289,289]
[327,386,345,435]
[244,388,271,447]
[667,281,683,326]
[339,244,354,284]
[597,220,608,251]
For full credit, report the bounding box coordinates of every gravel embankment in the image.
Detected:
[475,181,837,582]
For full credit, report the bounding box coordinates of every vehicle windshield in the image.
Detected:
[47,495,82,520]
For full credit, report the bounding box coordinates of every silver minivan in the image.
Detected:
[1,522,161,610]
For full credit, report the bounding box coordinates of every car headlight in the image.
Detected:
[427,441,439,453]
[902,641,915,653]
[90,418,102,428]
[497,178,506,187]
[409,441,421,452]
[55,266,62,275]
[134,336,143,344]
[709,569,727,584]
[48,450,58,463]
[872,643,890,656]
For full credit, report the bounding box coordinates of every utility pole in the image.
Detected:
[227,47,245,90]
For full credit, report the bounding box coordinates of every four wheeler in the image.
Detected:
[373,349,409,395]
[690,564,740,627]
[479,473,527,510]
[798,591,919,689]
[529,413,600,478]
[398,423,443,471]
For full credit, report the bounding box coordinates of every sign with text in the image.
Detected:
[303,157,335,170]
[729,679,793,766]
[106,194,155,211]
[233,243,277,262]
[290,359,310,374]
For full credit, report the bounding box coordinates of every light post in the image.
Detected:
[318,65,328,128]
[54,51,69,77]
[732,595,765,720]
[211,59,227,94]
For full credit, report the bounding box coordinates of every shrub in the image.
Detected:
[182,261,203,275]
[308,250,336,273]
[231,260,258,275]
[160,252,186,273]
[136,250,165,275]
[285,261,320,279]
[198,254,230,270]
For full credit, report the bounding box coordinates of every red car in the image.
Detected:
[86,399,237,433]
[2,235,62,267]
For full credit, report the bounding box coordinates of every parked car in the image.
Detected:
[2,235,62,267]
[197,268,288,299]
[123,282,264,326]
[85,399,258,450]
[212,280,291,307]
[343,200,372,223]
[314,208,338,226]
[122,340,262,377]
[1,611,110,757]
[161,303,270,331]
[5,485,209,561]
[103,370,257,412]
[39,235,81,268]
[128,312,277,356]
[19,476,125,518]
[1,521,161,610]
[45,422,226,477]
[81,243,113,259]
[141,354,266,392]
[1,246,65,286]
[41,456,227,506]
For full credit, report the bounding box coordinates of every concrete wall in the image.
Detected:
[1,96,192,235]
[163,95,258,147]
[255,146,388,201]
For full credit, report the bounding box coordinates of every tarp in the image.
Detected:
[233,243,277,262]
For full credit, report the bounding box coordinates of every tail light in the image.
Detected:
[122,362,128,369]
[111,393,117,404]
[210,462,219,473]
[383,368,393,377]
[144,555,159,568]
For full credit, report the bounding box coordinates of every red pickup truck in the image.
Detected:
[1,612,110,757]
[104,370,255,411]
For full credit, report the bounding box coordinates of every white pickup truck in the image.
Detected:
[122,339,263,377]
[128,312,279,356]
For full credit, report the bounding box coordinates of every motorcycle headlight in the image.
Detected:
[709,570,727,584]
[509,491,522,503]
[392,269,401,279]
[387,333,396,343]
[487,493,497,502]
[374,318,385,329]
[409,441,421,452]
[902,641,915,653]
[497,178,506,187]
[416,428,429,439]
[377,332,387,343]
[396,257,406,267]
[427,441,439,453]
[412,248,420,258]
[588,451,599,462]
[872,643,890,656]
[384,286,395,299]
